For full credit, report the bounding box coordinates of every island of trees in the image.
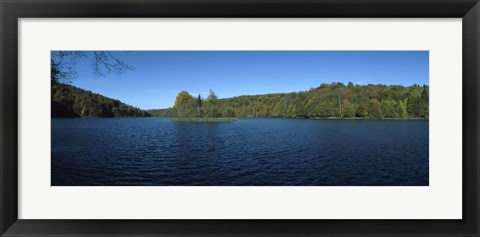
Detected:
[149,82,429,120]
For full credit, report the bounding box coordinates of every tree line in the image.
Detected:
[52,82,150,118]
[150,82,429,119]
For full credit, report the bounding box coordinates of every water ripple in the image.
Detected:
[52,118,429,186]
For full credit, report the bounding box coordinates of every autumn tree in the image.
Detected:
[174,91,195,117]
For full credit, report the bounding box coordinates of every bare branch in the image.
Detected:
[51,51,135,83]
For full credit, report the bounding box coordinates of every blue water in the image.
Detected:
[51,118,428,186]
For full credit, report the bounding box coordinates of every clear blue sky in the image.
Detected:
[67,51,429,110]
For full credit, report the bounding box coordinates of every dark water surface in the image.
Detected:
[52,118,428,186]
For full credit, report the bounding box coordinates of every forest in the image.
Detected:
[149,82,429,119]
[52,82,150,118]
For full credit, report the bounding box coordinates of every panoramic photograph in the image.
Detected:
[51,51,429,186]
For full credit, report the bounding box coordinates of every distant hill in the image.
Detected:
[152,82,429,119]
[146,108,173,117]
[51,82,150,118]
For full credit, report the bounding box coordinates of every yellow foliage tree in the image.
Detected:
[174,91,193,108]
[174,91,194,117]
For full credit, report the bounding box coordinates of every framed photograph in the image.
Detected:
[1,0,479,236]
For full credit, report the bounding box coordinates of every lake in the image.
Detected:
[51,118,428,186]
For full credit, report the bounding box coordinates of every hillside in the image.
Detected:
[51,82,150,118]
[155,82,429,119]
[146,108,172,117]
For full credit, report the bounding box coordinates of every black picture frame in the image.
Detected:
[1,0,479,236]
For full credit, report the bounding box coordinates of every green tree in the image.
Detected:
[205,90,219,117]
[343,99,356,118]
[333,87,345,118]
[197,94,203,107]
[207,89,218,103]
[419,85,429,118]
[397,99,408,119]
[381,99,397,118]
[156,83,428,120]
[369,98,382,118]
[51,83,149,118]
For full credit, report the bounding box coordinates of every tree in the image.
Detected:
[51,58,78,84]
[51,51,134,83]
[51,83,149,118]
[304,99,316,118]
[160,83,428,120]
[197,94,203,107]
[205,90,219,117]
[334,87,344,118]
[369,98,382,118]
[174,91,195,117]
[419,85,429,118]
[381,99,397,118]
[207,89,218,103]
[397,99,408,119]
[355,103,369,117]
[196,94,203,117]
[174,91,193,108]
[343,99,356,118]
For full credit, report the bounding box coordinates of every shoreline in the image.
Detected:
[52,116,429,121]
[170,117,238,122]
